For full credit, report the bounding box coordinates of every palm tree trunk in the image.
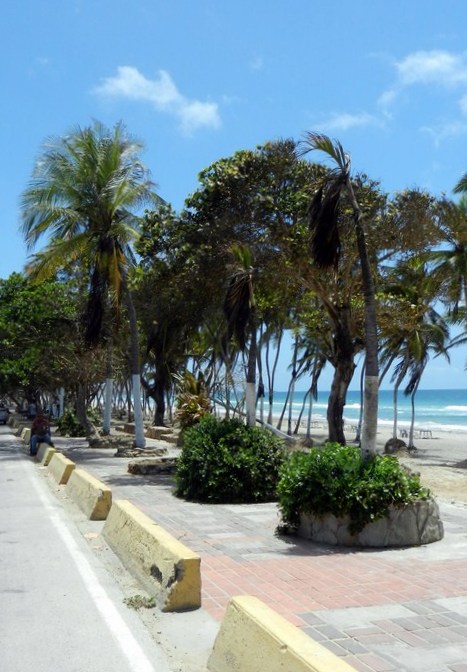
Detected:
[327,359,355,444]
[408,388,417,449]
[392,361,408,439]
[102,342,113,435]
[76,382,98,438]
[123,279,145,448]
[245,311,257,427]
[287,338,299,436]
[266,331,282,425]
[355,359,365,443]
[346,177,379,457]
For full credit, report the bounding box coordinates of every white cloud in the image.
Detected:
[396,50,467,87]
[421,121,467,147]
[460,94,467,115]
[316,111,382,132]
[249,56,264,71]
[379,50,467,114]
[94,66,221,134]
[178,100,221,134]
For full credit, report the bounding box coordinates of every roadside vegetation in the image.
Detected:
[277,443,431,534]
[175,415,286,503]
[0,120,465,459]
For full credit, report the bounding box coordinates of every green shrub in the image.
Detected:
[174,370,212,429]
[175,415,286,503]
[277,442,431,533]
[56,408,87,437]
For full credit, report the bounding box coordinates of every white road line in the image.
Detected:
[25,461,161,672]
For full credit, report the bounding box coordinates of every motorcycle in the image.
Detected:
[0,405,9,424]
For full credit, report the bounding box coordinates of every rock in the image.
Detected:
[128,457,178,475]
[298,498,444,548]
[145,426,180,444]
[115,446,167,458]
[384,437,407,454]
[89,435,134,450]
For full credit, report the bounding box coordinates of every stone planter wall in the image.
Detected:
[298,499,444,547]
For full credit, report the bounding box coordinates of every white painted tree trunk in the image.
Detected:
[132,374,146,448]
[103,377,113,434]
[245,382,256,427]
[58,388,65,418]
[361,375,379,456]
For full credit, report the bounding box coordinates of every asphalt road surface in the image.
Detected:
[0,428,172,672]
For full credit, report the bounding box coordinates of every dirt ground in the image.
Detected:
[398,451,467,506]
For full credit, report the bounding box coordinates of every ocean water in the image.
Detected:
[267,389,467,434]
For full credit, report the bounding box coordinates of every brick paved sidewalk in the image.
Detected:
[52,440,467,672]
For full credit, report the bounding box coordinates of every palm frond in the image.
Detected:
[453,172,467,194]
[297,132,350,174]
[223,273,251,350]
[309,176,344,268]
[85,265,107,346]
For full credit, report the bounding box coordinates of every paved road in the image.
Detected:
[59,434,467,672]
[6,423,467,672]
[0,429,174,672]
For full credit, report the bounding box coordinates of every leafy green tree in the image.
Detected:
[0,273,84,406]
[181,140,317,419]
[20,121,159,445]
[135,204,213,425]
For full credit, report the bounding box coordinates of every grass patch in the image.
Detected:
[123,594,156,610]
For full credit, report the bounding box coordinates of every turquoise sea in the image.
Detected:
[269,389,467,434]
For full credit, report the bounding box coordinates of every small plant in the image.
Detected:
[56,408,87,437]
[175,415,286,503]
[123,594,156,610]
[174,370,212,429]
[277,442,431,534]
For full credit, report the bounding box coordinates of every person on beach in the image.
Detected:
[30,413,54,456]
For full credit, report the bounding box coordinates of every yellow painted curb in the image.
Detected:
[15,423,26,437]
[36,444,57,466]
[66,468,112,520]
[208,596,356,672]
[21,427,31,444]
[47,453,75,485]
[103,499,201,612]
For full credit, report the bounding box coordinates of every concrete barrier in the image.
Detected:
[207,596,355,672]
[36,444,57,466]
[21,427,31,444]
[103,499,201,612]
[15,423,27,437]
[66,468,112,520]
[47,453,75,485]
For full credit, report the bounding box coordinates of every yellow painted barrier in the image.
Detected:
[208,596,356,672]
[36,444,57,466]
[47,453,75,485]
[103,499,201,612]
[66,468,112,520]
[21,427,31,444]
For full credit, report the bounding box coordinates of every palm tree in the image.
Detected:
[380,259,450,447]
[298,133,379,457]
[20,121,159,447]
[403,318,450,449]
[431,197,467,343]
[223,244,257,426]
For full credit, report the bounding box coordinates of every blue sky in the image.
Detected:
[1,0,467,390]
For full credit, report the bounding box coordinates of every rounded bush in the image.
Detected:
[175,415,286,503]
[56,409,87,437]
[277,442,431,533]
